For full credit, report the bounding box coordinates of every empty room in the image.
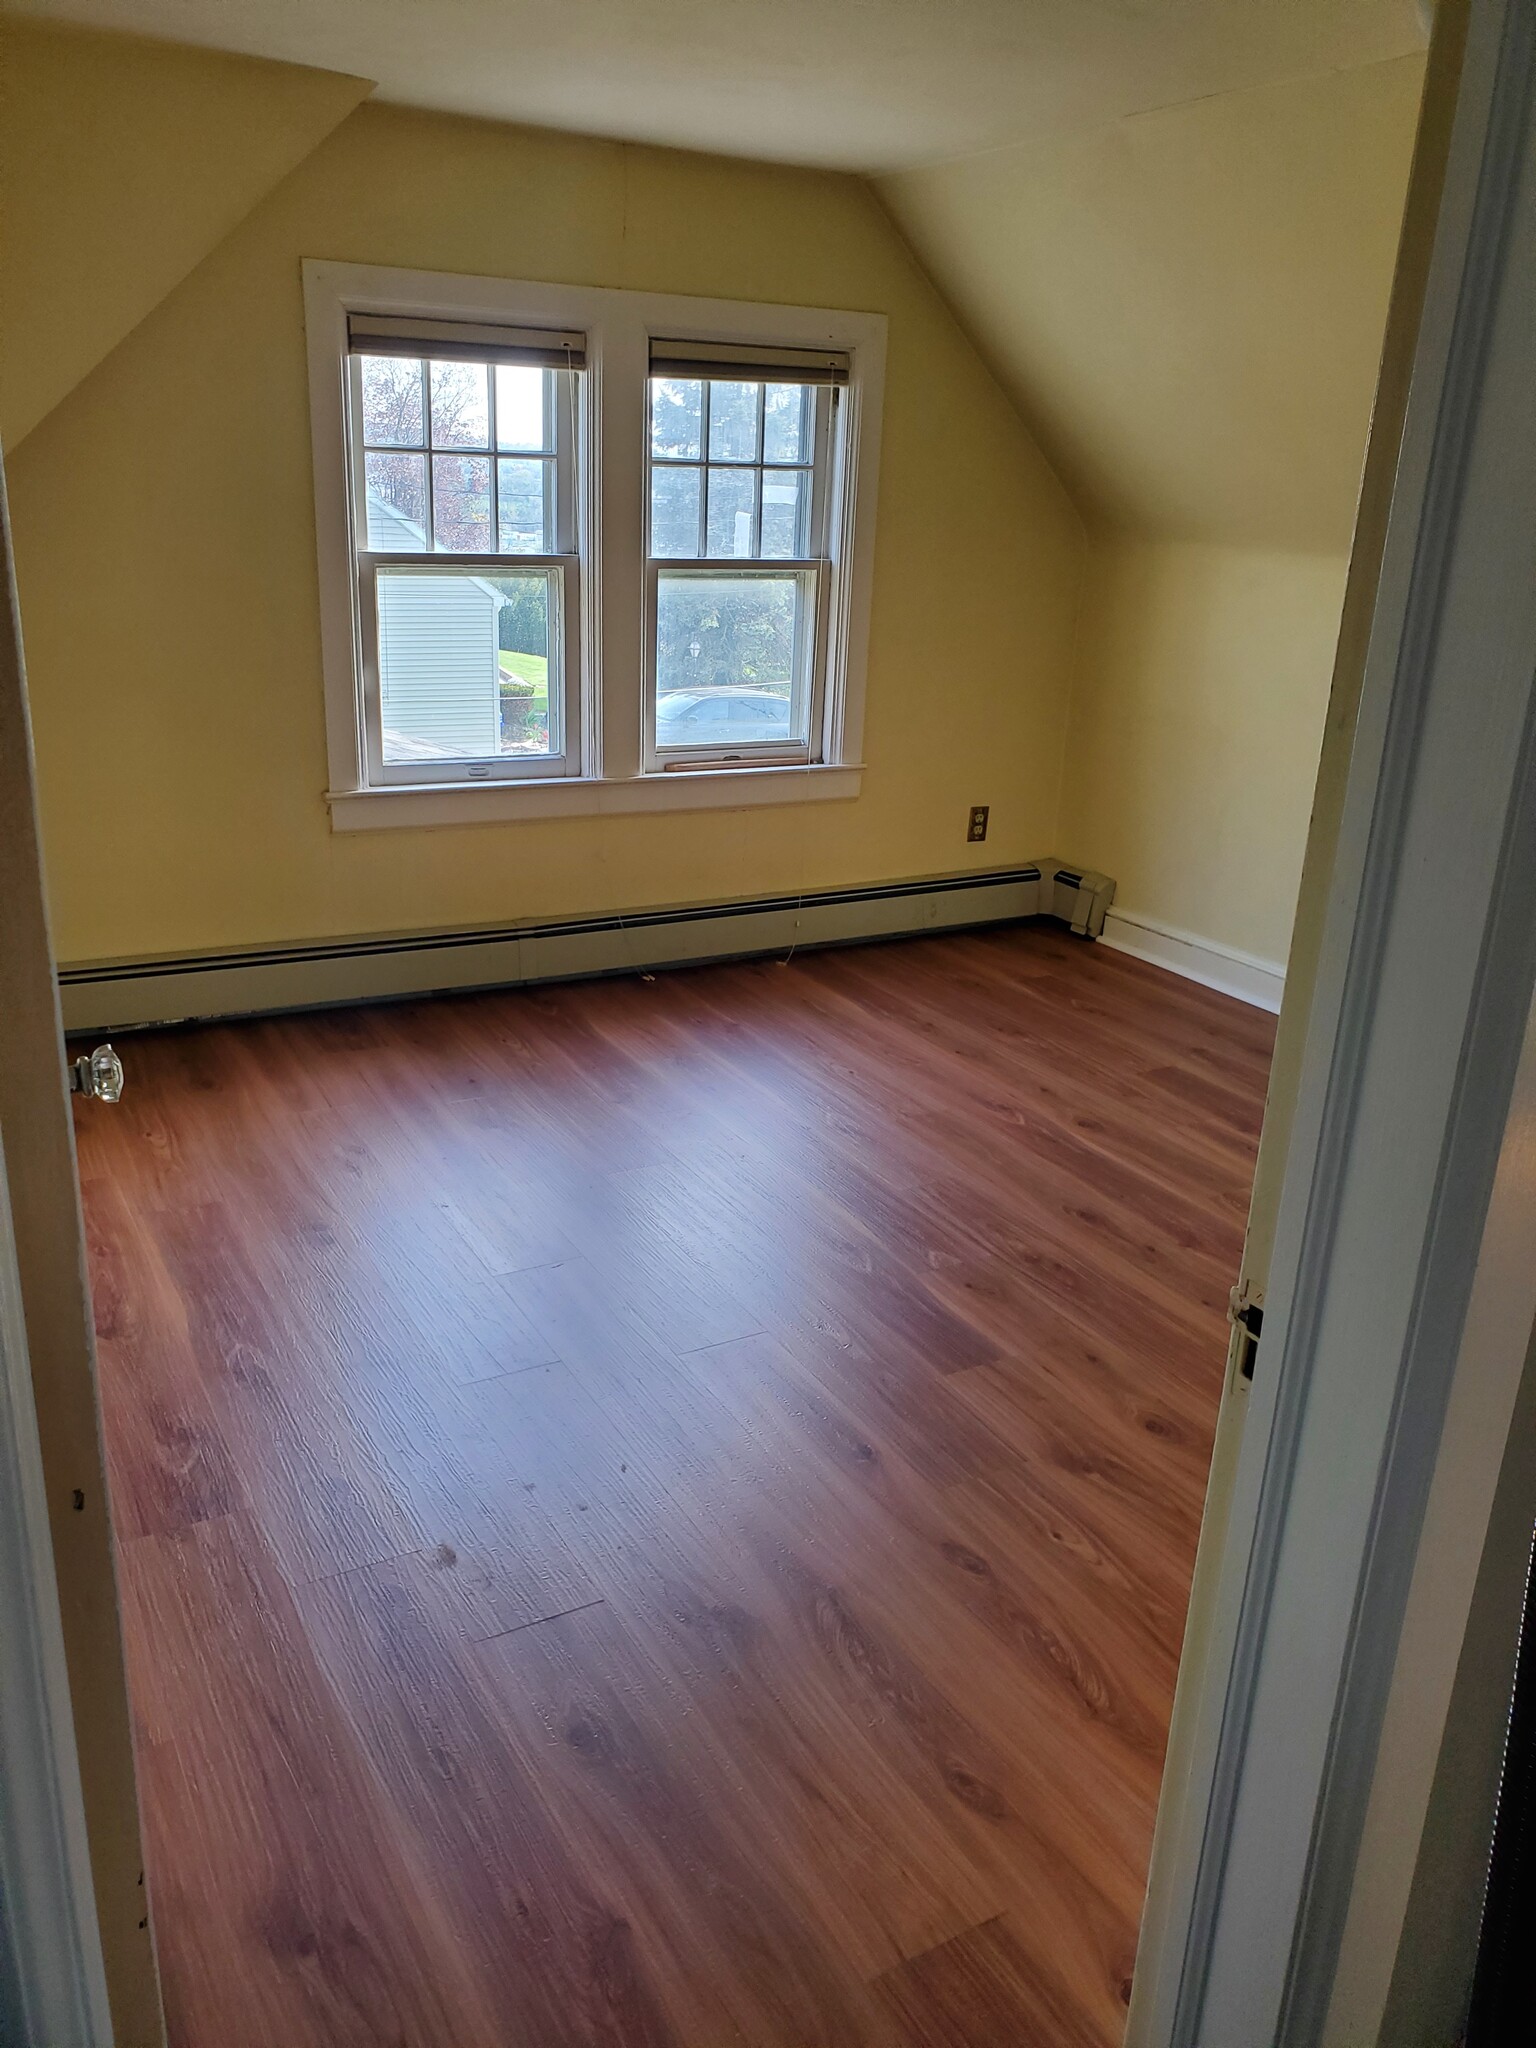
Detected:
[1,3,1476,2045]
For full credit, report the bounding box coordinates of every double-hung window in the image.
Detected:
[347,314,583,783]
[306,265,885,827]
[645,340,845,770]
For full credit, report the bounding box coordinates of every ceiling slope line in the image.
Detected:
[0,21,374,449]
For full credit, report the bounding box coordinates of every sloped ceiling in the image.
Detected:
[7,0,1425,174]
[0,21,371,447]
[879,51,1427,549]
[1,7,1429,549]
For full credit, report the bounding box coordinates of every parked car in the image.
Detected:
[656,686,793,750]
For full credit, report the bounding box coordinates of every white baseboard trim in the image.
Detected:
[1100,908,1285,1013]
[58,861,1116,1035]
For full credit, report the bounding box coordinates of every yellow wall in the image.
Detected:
[1059,540,1350,969]
[880,53,1424,971]
[8,101,1084,965]
[6,24,1424,979]
[879,54,1425,550]
[0,19,370,449]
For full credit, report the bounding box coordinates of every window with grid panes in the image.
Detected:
[645,339,846,767]
[347,314,583,781]
[307,264,884,825]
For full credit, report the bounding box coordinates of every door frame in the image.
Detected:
[0,1125,114,2045]
[1129,0,1536,2038]
[0,439,160,2042]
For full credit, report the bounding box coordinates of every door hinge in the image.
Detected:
[1228,1282,1264,1383]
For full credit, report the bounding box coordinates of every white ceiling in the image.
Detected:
[8,0,1426,173]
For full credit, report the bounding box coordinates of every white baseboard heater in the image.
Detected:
[57,860,1115,1035]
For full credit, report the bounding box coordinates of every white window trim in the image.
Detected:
[303,261,885,828]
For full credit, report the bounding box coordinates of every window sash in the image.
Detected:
[347,358,578,558]
[643,560,831,772]
[647,382,835,561]
[345,353,583,784]
[643,380,838,768]
[357,555,581,785]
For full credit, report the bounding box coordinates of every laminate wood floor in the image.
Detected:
[75,925,1274,2048]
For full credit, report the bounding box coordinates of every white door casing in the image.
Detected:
[1130,0,1536,2039]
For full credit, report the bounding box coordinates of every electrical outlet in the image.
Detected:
[967,804,990,843]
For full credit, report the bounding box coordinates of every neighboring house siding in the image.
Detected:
[378,572,500,758]
[367,492,502,759]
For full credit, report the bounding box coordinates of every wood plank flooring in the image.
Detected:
[73,925,1274,2047]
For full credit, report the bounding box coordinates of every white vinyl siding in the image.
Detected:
[365,497,425,552]
[376,571,501,760]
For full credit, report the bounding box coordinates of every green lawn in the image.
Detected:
[499,649,549,751]
[499,649,548,700]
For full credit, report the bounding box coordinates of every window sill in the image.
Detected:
[326,762,864,832]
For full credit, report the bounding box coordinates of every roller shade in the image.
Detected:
[648,337,850,386]
[348,312,585,369]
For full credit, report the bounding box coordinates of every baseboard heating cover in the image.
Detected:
[58,861,1116,1034]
